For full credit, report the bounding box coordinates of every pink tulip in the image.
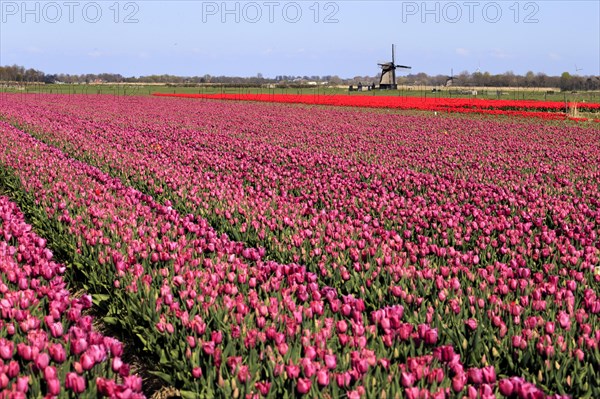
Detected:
[255,381,271,396]
[296,377,311,394]
[468,368,483,385]
[452,373,466,392]
[0,338,14,360]
[16,343,33,361]
[467,385,478,399]
[465,318,478,330]
[498,379,514,396]
[81,352,95,370]
[43,366,58,381]
[347,390,361,399]
[401,371,415,387]
[96,378,116,396]
[237,365,250,383]
[316,369,329,386]
[424,328,438,345]
[277,342,289,356]
[324,354,337,369]
[558,312,571,330]
[336,372,351,387]
[192,367,203,378]
[482,366,496,383]
[7,360,20,378]
[71,338,88,355]
[124,375,143,392]
[301,358,316,378]
[65,372,86,393]
[16,376,28,393]
[112,356,124,372]
[34,352,50,370]
[46,378,60,396]
[286,364,300,379]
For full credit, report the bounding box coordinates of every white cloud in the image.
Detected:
[490,48,512,59]
[87,49,103,58]
[25,46,44,54]
[455,48,469,56]
[548,52,561,60]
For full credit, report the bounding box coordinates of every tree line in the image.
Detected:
[1,64,599,91]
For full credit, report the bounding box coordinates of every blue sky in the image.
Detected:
[1,1,598,77]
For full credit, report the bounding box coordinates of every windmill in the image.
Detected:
[575,64,583,74]
[378,44,411,90]
[445,69,458,87]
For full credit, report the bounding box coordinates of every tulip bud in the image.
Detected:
[192,367,203,378]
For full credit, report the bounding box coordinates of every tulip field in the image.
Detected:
[0,93,599,398]
[154,93,600,122]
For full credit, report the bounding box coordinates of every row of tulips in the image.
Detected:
[1,94,599,396]
[152,93,600,121]
[0,194,144,398]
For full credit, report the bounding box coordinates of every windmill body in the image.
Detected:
[379,62,397,89]
[378,45,411,90]
[445,69,457,87]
